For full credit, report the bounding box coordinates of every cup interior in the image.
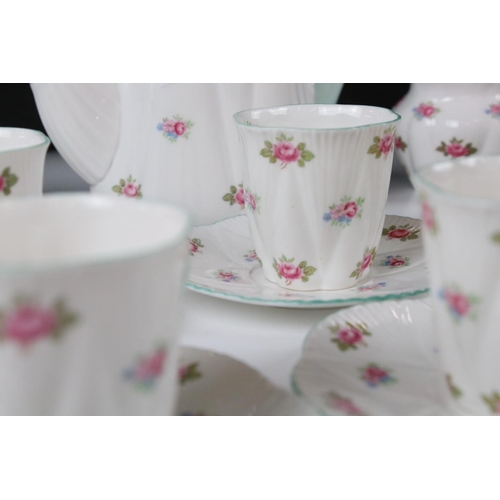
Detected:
[413,156,500,203]
[0,194,191,269]
[234,104,399,130]
[0,127,50,152]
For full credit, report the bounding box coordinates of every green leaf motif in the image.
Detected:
[298,261,307,269]
[230,185,237,194]
[492,232,500,244]
[260,148,272,158]
[264,140,273,148]
[367,144,380,155]
[298,159,305,167]
[297,142,305,151]
[112,186,123,193]
[300,150,314,162]
[269,156,277,164]
[119,179,126,187]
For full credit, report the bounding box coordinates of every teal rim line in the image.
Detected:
[0,127,51,154]
[233,104,401,132]
[186,282,429,308]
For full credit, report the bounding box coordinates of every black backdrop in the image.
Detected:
[0,83,411,151]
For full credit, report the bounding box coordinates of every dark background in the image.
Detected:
[0,84,411,151]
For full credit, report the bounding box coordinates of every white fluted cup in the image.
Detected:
[411,156,500,415]
[0,128,50,197]
[0,194,191,415]
[234,104,401,291]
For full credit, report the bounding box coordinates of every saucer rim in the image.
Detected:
[289,297,438,416]
[186,214,430,309]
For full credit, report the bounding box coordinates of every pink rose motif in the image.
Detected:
[422,201,435,231]
[360,253,374,273]
[135,349,166,380]
[491,105,500,114]
[446,142,468,158]
[387,228,411,239]
[245,192,256,211]
[219,271,238,282]
[445,291,470,317]
[123,183,139,198]
[3,305,57,346]
[330,204,345,219]
[189,241,199,254]
[417,104,436,117]
[395,137,403,149]
[363,366,388,383]
[234,188,245,206]
[0,176,5,191]
[337,327,363,345]
[162,119,176,133]
[390,257,406,267]
[379,134,394,155]
[174,121,186,136]
[273,141,300,163]
[343,201,358,218]
[277,262,303,281]
[332,396,362,416]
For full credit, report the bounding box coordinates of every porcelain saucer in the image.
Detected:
[186,214,429,309]
[176,346,316,416]
[291,298,448,416]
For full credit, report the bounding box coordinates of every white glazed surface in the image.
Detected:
[31,84,346,225]
[393,84,500,175]
[234,104,400,291]
[412,157,500,415]
[292,298,446,416]
[0,194,191,415]
[176,346,315,416]
[187,214,428,308]
[0,127,50,197]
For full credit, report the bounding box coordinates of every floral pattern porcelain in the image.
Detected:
[412,156,500,415]
[323,196,364,227]
[393,84,500,176]
[234,104,400,291]
[186,214,428,309]
[32,84,345,225]
[292,298,448,416]
[436,138,477,158]
[124,346,167,391]
[112,175,143,198]
[0,127,50,197]
[176,347,316,416]
[259,133,315,168]
[0,194,191,416]
[0,297,77,347]
[156,115,193,142]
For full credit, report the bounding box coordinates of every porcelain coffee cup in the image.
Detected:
[234,104,401,291]
[412,156,500,415]
[0,194,191,415]
[0,127,50,197]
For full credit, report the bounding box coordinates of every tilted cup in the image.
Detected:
[0,128,50,197]
[233,104,400,291]
[0,194,191,415]
[411,156,500,415]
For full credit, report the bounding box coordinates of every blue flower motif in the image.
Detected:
[156,123,163,131]
[323,212,332,221]
[167,131,177,139]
